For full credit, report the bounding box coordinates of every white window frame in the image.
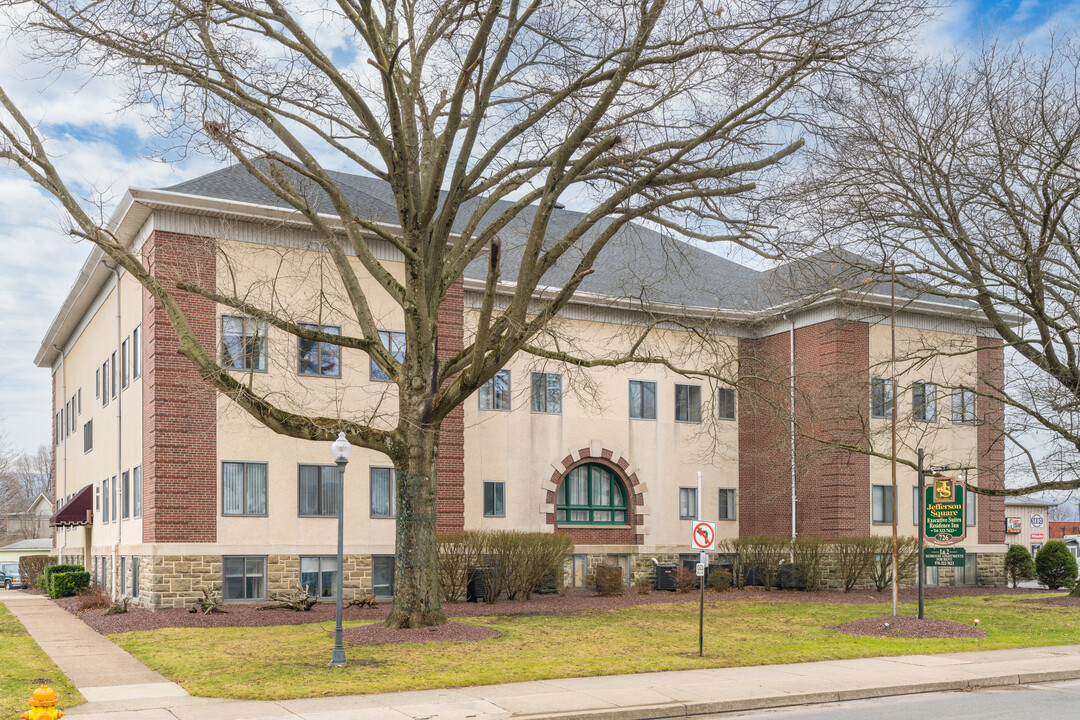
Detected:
[679,487,698,520]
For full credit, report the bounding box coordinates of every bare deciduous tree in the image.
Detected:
[0,0,925,626]
[797,35,1080,497]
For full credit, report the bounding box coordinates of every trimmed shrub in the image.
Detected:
[706,567,732,592]
[591,565,624,596]
[715,539,746,588]
[50,570,91,599]
[42,564,84,594]
[1035,541,1078,590]
[739,536,787,590]
[675,566,697,593]
[790,538,825,592]
[867,537,918,592]
[18,555,55,591]
[834,538,875,592]
[1005,544,1036,588]
[504,532,573,600]
[438,531,485,603]
[453,530,574,603]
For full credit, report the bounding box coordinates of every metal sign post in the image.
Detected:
[691,523,715,657]
[917,449,924,620]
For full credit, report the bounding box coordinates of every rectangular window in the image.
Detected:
[132,325,141,379]
[629,380,657,420]
[77,389,81,415]
[674,384,702,423]
[223,556,266,600]
[120,556,127,596]
[479,369,511,410]
[70,396,76,433]
[965,488,976,526]
[530,372,562,414]
[958,552,977,586]
[222,316,269,371]
[95,485,100,512]
[952,388,976,424]
[111,475,117,523]
[370,467,396,518]
[718,488,737,520]
[372,556,395,598]
[297,323,341,377]
[132,557,139,598]
[102,360,109,407]
[122,470,130,520]
[718,387,736,420]
[679,487,698,520]
[133,466,142,518]
[371,330,406,381]
[121,337,130,389]
[913,381,936,421]
[872,484,894,524]
[483,481,505,517]
[111,351,117,398]
[913,485,920,526]
[607,554,631,587]
[871,378,893,418]
[300,556,337,598]
[924,564,938,587]
[571,554,588,589]
[83,420,93,453]
[222,462,268,516]
[101,478,109,523]
[95,368,100,398]
[298,464,340,517]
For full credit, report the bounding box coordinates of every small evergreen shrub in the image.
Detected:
[1004,544,1036,588]
[49,570,91,599]
[42,564,84,594]
[1035,541,1078,590]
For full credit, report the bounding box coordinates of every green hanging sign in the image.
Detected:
[923,479,966,546]
[924,547,967,567]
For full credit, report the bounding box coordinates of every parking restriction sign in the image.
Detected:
[691,522,716,550]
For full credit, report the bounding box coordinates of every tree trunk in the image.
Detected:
[1070,583,1080,598]
[385,418,447,629]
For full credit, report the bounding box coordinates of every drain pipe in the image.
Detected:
[788,316,796,544]
[54,344,67,565]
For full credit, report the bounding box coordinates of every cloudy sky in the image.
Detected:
[0,0,1077,455]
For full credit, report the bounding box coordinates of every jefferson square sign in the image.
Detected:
[922,476,967,568]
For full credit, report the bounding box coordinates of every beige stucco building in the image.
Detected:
[39,164,1010,607]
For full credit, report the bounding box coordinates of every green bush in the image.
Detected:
[1035,541,1078,590]
[41,564,83,594]
[706,567,732,592]
[18,556,55,591]
[49,570,91,599]
[1004,544,1036,587]
[591,565,624,596]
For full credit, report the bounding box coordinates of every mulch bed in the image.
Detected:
[343,621,501,646]
[45,585,1049,637]
[831,615,986,639]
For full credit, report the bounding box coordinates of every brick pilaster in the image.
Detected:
[141,231,218,543]
[435,274,465,533]
[977,336,1006,544]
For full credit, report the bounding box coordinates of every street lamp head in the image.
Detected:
[331,431,352,464]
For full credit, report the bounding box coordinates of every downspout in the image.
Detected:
[54,345,66,565]
[788,316,796,544]
[109,264,123,599]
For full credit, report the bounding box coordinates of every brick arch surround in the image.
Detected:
[541,443,647,545]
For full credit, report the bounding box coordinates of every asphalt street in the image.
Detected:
[722,679,1080,719]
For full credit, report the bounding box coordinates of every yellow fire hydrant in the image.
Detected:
[20,685,64,720]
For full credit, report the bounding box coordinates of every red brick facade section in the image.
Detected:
[435,274,466,533]
[738,320,871,539]
[793,320,871,538]
[141,231,218,543]
[977,337,1006,544]
[545,447,645,545]
[1050,521,1080,539]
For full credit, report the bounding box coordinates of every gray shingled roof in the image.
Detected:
[162,162,951,313]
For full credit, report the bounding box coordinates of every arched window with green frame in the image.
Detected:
[557,463,628,525]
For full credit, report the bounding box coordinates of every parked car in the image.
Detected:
[1,562,21,590]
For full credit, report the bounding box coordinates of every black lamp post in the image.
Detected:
[330,431,351,667]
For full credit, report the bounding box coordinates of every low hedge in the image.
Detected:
[49,570,91,599]
[41,564,84,593]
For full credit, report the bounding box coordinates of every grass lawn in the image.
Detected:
[108,593,1079,702]
[0,604,84,717]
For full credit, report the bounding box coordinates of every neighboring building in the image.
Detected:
[1003,497,1053,557]
[37,163,1010,607]
[0,537,53,565]
[1,494,53,543]
[1050,521,1080,539]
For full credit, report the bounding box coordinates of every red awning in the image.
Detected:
[49,484,93,527]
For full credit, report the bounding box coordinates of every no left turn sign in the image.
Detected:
[692,521,716,550]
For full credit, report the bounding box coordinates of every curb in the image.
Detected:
[513,670,1080,720]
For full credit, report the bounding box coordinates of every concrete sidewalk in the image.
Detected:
[5,589,1080,720]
